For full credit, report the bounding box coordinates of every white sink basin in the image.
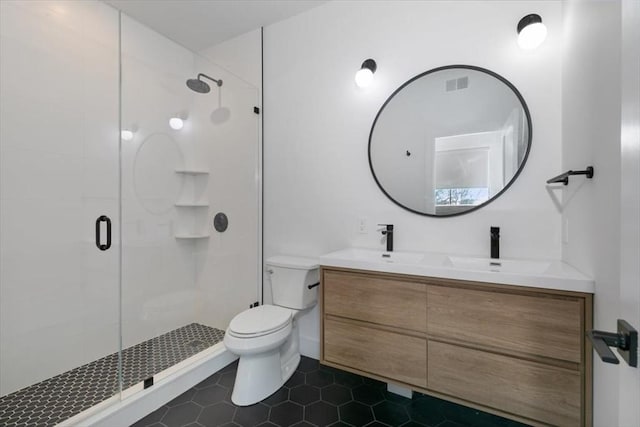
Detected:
[319,248,594,293]
[444,256,552,275]
[333,248,425,264]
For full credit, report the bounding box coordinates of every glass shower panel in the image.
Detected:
[0,0,121,423]
[119,15,259,391]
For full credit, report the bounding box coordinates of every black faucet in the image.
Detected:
[379,224,394,252]
[490,226,500,259]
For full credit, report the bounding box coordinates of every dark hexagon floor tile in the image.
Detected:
[305,400,339,426]
[193,385,230,406]
[321,383,352,406]
[373,401,410,426]
[290,384,321,405]
[339,401,374,426]
[101,355,519,427]
[233,403,269,426]
[434,421,466,427]
[297,357,320,373]
[442,401,520,427]
[218,372,237,389]
[220,361,239,373]
[406,398,446,427]
[167,388,196,407]
[318,364,342,374]
[195,372,222,390]
[439,399,481,424]
[333,371,363,388]
[362,377,386,389]
[132,406,167,426]
[270,401,304,426]
[285,371,305,388]
[198,402,236,426]
[161,401,201,427]
[262,387,289,406]
[305,369,334,388]
[353,385,384,406]
[382,391,412,406]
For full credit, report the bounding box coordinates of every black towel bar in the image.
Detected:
[546,166,594,185]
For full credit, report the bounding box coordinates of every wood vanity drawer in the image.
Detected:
[428,340,581,426]
[426,284,583,362]
[324,317,427,387]
[323,270,427,332]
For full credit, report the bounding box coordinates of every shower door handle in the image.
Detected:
[95,215,111,251]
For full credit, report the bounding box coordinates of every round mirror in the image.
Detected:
[369,65,531,217]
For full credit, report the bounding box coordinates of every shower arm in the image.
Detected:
[198,73,223,87]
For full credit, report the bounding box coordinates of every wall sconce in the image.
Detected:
[121,129,134,141]
[355,59,377,88]
[517,14,547,50]
[169,117,184,130]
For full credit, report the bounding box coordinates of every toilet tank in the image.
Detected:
[266,255,319,310]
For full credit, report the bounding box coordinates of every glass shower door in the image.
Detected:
[0,1,121,425]
[118,14,260,394]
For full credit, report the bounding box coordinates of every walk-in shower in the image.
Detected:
[0,1,259,425]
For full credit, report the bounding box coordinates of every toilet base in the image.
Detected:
[230,321,301,406]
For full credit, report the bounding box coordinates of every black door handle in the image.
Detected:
[587,319,638,367]
[95,215,111,251]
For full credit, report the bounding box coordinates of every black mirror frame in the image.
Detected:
[368,64,533,217]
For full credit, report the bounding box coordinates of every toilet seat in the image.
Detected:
[228,305,292,338]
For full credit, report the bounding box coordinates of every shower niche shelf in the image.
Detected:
[174,169,209,175]
[174,164,210,239]
[175,233,210,239]
[175,202,209,207]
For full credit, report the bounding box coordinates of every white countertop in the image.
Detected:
[319,247,594,294]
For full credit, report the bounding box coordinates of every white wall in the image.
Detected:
[200,29,262,90]
[191,55,261,331]
[618,1,640,424]
[200,30,263,304]
[120,13,201,347]
[119,14,261,349]
[560,1,622,425]
[0,0,120,395]
[263,1,563,357]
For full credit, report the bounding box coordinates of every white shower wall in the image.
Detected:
[109,11,260,356]
[0,0,120,396]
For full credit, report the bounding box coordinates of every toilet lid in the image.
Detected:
[228,305,292,337]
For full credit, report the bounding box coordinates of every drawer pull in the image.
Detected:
[308,282,320,289]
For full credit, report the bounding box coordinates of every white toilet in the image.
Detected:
[223,255,319,406]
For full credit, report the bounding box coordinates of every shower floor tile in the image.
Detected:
[0,323,225,427]
[132,356,530,427]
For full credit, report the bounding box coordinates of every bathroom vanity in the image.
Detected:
[319,249,594,427]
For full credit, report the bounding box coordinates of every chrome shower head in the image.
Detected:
[186,73,222,94]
